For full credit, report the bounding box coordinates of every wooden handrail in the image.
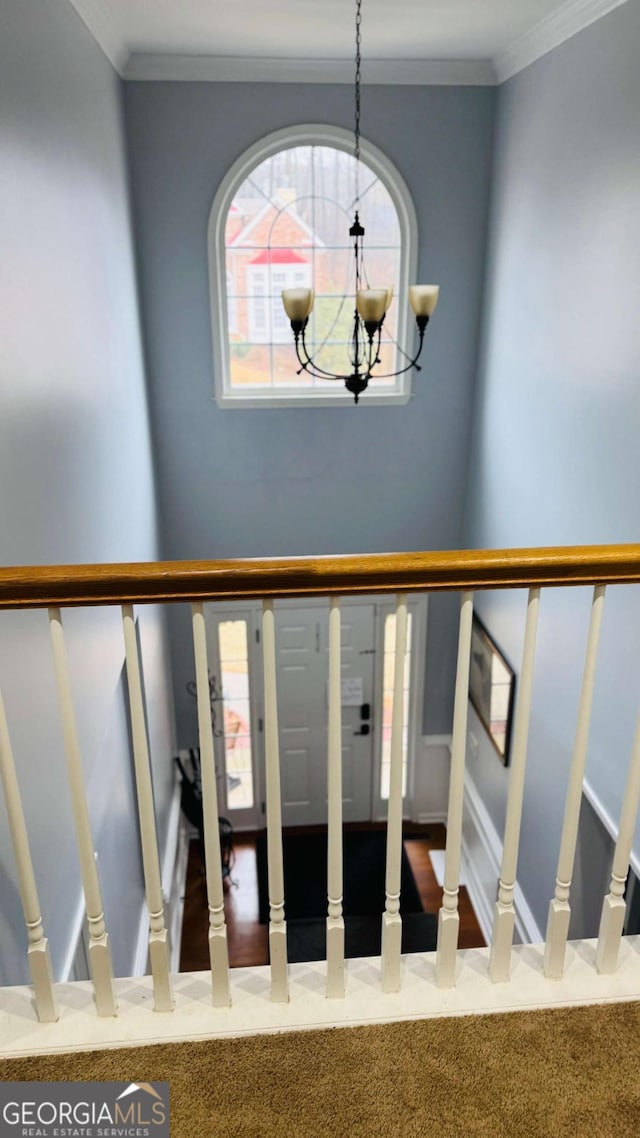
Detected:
[1,545,640,610]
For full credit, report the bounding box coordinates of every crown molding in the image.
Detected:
[124,53,497,86]
[494,0,630,82]
[67,0,129,74]
[67,0,629,88]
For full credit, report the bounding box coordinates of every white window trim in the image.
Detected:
[226,269,238,336]
[208,123,419,409]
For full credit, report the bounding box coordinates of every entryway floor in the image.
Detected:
[179,822,485,971]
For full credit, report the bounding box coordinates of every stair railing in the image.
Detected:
[1,544,640,1021]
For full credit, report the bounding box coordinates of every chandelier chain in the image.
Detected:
[282,0,436,402]
[354,0,362,182]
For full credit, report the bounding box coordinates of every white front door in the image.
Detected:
[274,602,375,826]
[204,595,426,830]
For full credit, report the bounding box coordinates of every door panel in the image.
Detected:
[273,609,326,824]
[280,743,312,805]
[341,743,355,803]
[329,606,375,822]
[275,603,375,825]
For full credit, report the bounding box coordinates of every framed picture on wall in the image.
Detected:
[469,613,515,766]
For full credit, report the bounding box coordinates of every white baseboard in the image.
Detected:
[422,734,453,747]
[132,901,149,979]
[460,826,494,947]
[162,773,183,900]
[60,892,88,983]
[132,774,188,977]
[583,777,640,882]
[462,769,543,947]
[62,772,188,984]
[429,849,467,888]
[167,818,191,974]
[416,812,448,826]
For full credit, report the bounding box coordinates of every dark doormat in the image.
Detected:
[256,829,437,961]
[286,910,438,962]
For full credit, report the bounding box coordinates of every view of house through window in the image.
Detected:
[225,144,402,393]
[380,611,413,800]
[218,620,254,810]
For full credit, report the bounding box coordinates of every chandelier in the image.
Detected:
[281,0,439,403]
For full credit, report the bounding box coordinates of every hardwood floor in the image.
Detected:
[179,822,485,972]
[402,827,484,949]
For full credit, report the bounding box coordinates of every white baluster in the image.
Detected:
[49,608,117,1017]
[262,600,288,1003]
[381,594,408,993]
[122,604,174,1012]
[0,687,57,1022]
[545,585,605,979]
[596,707,640,973]
[489,588,541,982]
[327,597,345,998]
[192,602,231,1007]
[436,591,474,989]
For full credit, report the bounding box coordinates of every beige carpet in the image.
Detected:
[2,1002,640,1137]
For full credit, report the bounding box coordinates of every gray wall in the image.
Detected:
[123,80,496,741]
[0,0,175,983]
[464,3,640,931]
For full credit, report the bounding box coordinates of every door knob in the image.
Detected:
[354,724,370,736]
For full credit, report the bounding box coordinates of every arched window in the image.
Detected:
[208,125,418,407]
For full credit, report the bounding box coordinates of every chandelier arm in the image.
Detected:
[360,317,382,375]
[373,321,383,367]
[364,332,377,375]
[294,332,345,382]
[298,326,349,379]
[295,329,334,378]
[351,311,366,374]
[364,332,426,380]
[295,356,345,384]
[299,364,346,383]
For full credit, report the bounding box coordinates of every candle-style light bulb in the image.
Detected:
[356,289,389,323]
[409,285,440,318]
[282,288,314,322]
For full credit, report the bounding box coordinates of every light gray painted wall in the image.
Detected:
[0,0,175,984]
[464,4,640,932]
[123,80,496,743]
[572,793,614,940]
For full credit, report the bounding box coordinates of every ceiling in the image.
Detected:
[68,0,627,82]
